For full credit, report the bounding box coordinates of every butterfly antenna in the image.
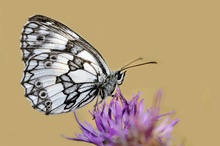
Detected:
[120,61,157,71]
[121,57,143,70]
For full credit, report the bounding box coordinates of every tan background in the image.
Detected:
[1,0,219,146]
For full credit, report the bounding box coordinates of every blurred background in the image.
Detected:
[1,1,220,146]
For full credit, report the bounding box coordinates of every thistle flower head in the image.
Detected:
[66,89,178,146]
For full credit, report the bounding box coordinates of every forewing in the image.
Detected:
[20,15,110,75]
[21,52,101,115]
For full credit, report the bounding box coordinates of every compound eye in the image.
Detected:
[117,71,126,85]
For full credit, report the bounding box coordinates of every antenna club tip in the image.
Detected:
[149,61,158,64]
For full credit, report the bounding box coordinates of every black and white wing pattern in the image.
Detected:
[20,15,111,115]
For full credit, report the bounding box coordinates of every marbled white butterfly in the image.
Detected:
[20,15,156,115]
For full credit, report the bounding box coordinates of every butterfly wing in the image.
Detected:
[22,52,103,115]
[20,15,110,114]
[21,15,110,75]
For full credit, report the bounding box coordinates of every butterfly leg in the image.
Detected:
[93,89,102,111]
[94,95,104,109]
[111,86,128,104]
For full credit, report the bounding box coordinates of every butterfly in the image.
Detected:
[20,15,156,115]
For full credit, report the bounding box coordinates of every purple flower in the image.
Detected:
[65,89,178,146]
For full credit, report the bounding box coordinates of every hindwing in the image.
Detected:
[22,51,104,114]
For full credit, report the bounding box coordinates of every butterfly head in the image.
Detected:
[116,58,157,85]
[115,71,127,85]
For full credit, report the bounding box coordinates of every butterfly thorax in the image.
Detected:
[99,70,126,100]
[99,71,118,100]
